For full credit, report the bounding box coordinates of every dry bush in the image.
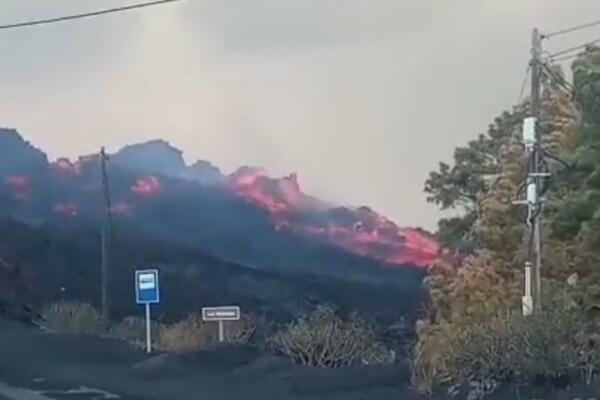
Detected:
[157,313,216,353]
[225,314,257,344]
[411,289,600,394]
[41,301,104,335]
[110,316,162,349]
[411,318,473,394]
[361,341,397,366]
[268,304,392,368]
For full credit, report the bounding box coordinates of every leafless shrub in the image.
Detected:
[225,314,257,344]
[110,316,162,349]
[157,313,216,353]
[268,304,391,368]
[41,301,104,335]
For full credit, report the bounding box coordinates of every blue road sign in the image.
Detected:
[135,269,160,304]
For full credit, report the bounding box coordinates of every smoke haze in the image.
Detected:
[1,0,599,228]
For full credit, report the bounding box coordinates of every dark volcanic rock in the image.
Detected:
[185,160,224,184]
[112,139,186,176]
[182,344,261,371]
[289,362,411,395]
[0,128,48,174]
[131,353,186,380]
[232,355,295,376]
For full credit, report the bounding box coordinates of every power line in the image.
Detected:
[549,37,600,59]
[518,64,531,103]
[0,0,184,31]
[542,63,575,93]
[551,53,582,63]
[543,18,600,39]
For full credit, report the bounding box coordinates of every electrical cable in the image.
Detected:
[548,37,600,59]
[518,64,531,103]
[543,18,600,39]
[542,63,575,93]
[551,53,583,63]
[0,0,184,30]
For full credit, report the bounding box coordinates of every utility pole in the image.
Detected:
[100,147,113,322]
[518,28,547,315]
[530,28,544,314]
[517,28,548,316]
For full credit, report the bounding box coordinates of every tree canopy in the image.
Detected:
[422,48,595,321]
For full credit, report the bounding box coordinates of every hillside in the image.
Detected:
[0,128,431,323]
[0,128,439,281]
[0,218,424,323]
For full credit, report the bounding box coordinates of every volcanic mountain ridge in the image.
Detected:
[0,128,440,272]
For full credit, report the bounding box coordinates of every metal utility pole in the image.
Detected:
[100,147,113,322]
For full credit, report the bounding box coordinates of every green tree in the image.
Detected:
[424,107,527,249]
[423,55,579,322]
[414,47,600,393]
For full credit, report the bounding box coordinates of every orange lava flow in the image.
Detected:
[131,176,162,197]
[228,168,440,268]
[5,175,30,200]
[53,203,78,217]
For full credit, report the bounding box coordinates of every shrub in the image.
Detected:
[411,290,600,394]
[361,341,397,366]
[113,313,259,353]
[268,304,392,368]
[224,313,257,344]
[157,313,216,353]
[41,301,104,335]
[110,316,162,349]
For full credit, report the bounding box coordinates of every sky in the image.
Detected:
[1,1,600,230]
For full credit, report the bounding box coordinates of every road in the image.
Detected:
[1,318,600,400]
[0,318,411,400]
[0,380,127,400]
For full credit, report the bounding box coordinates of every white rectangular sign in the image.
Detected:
[138,273,156,290]
[202,306,240,322]
[135,269,160,304]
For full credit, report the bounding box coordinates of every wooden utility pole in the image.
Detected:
[100,147,113,322]
[530,28,544,313]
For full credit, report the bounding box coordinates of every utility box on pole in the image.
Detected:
[522,262,533,316]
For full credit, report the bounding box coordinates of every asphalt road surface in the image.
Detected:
[2,318,600,400]
[0,380,127,400]
[0,318,412,400]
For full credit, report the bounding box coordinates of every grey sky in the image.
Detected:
[1,1,599,229]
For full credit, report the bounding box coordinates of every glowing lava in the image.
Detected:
[229,167,296,214]
[228,168,440,268]
[52,158,81,175]
[53,203,78,217]
[131,176,162,197]
[110,202,135,217]
[5,175,30,200]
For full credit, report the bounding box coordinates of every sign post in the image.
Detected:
[201,306,240,343]
[135,269,160,354]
